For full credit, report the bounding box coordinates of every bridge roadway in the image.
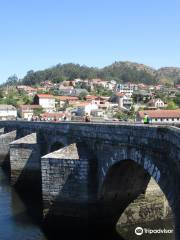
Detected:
[0,120,179,239]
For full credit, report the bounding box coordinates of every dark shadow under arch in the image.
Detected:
[50,142,64,152]
[98,159,174,238]
[99,160,150,224]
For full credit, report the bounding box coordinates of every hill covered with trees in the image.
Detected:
[4,61,180,86]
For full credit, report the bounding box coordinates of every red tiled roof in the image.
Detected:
[138,109,180,118]
[85,95,98,100]
[40,112,70,118]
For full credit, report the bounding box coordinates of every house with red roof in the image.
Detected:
[55,96,79,108]
[110,92,133,110]
[33,94,55,112]
[147,98,166,109]
[40,112,71,121]
[85,95,110,110]
[18,105,41,120]
[137,109,180,123]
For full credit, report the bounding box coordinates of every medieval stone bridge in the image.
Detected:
[0,121,179,239]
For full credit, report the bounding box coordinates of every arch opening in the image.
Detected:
[99,160,174,239]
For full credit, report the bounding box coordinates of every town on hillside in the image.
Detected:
[0,78,180,123]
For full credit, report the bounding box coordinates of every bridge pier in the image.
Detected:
[0,130,16,170]
[41,143,81,216]
[41,143,98,227]
[9,133,41,192]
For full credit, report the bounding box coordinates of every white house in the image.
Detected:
[86,96,110,110]
[115,93,133,110]
[33,94,55,112]
[147,98,165,109]
[115,83,138,97]
[137,109,180,123]
[73,102,98,116]
[0,105,17,120]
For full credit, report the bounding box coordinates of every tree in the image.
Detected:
[62,100,69,111]
[174,93,180,107]
[33,107,44,116]
[13,61,159,87]
[114,111,128,121]
[166,101,178,110]
[52,76,66,83]
[6,74,19,86]
[79,91,87,100]
[0,89,4,98]
[127,106,136,120]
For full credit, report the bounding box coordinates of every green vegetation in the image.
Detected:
[166,100,178,110]
[114,106,136,122]
[0,88,33,107]
[174,92,180,107]
[114,111,128,121]
[33,107,44,116]
[79,91,88,100]
[91,86,113,97]
[3,62,160,87]
[5,75,19,86]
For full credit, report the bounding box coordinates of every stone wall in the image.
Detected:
[0,130,16,169]
[41,144,80,216]
[9,133,41,192]
[41,143,96,219]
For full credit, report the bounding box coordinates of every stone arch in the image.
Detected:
[96,144,178,238]
[46,133,77,154]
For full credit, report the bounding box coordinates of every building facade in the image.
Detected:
[137,109,180,123]
[115,83,138,97]
[34,94,55,112]
[0,105,17,120]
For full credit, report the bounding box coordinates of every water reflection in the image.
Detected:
[0,167,176,240]
[0,168,47,240]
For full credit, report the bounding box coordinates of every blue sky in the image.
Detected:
[0,0,180,83]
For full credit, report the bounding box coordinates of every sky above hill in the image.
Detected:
[0,0,180,83]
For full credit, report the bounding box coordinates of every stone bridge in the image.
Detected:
[0,121,179,239]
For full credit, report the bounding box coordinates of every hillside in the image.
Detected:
[157,67,180,83]
[5,61,180,86]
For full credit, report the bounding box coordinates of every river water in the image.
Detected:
[0,167,175,240]
[0,168,47,240]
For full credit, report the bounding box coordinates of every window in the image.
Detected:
[155,118,157,121]
[172,118,174,121]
